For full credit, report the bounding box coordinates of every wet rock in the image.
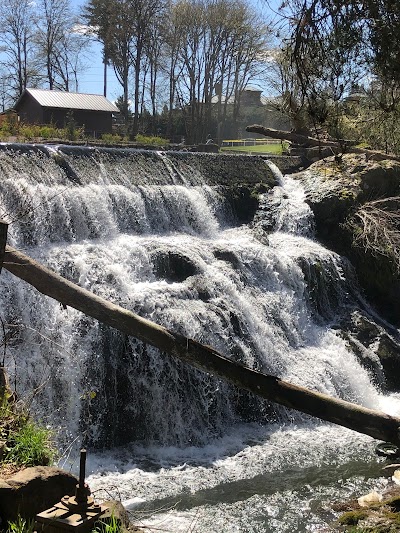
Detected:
[376,334,400,391]
[224,186,260,224]
[213,249,241,269]
[296,154,400,325]
[194,143,219,153]
[339,311,400,391]
[152,250,198,282]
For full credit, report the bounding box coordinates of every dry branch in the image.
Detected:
[3,245,400,445]
[346,197,400,272]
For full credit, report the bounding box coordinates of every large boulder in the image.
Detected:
[0,466,77,522]
[296,154,400,324]
[339,310,400,392]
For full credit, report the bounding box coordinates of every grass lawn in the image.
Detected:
[221,143,286,154]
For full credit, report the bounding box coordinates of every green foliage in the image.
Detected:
[62,110,85,141]
[339,509,368,525]
[1,376,56,469]
[93,514,122,533]
[135,133,168,146]
[5,420,55,467]
[38,125,58,139]
[0,115,19,140]
[101,133,125,143]
[14,123,64,142]
[6,516,35,533]
[0,121,12,140]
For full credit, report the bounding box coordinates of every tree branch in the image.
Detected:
[246,124,400,162]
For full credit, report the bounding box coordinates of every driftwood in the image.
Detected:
[3,245,400,445]
[246,124,400,163]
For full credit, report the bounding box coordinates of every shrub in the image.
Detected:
[101,133,124,143]
[19,124,39,141]
[38,125,58,139]
[135,133,169,146]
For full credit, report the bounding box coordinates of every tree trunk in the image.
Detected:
[246,124,400,162]
[3,245,400,445]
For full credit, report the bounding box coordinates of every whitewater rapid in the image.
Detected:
[0,145,399,531]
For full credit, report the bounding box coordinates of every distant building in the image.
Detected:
[14,88,119,136]
[211,88,292,139]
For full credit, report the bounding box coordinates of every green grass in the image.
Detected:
[93,514,122,533]
[5,420,55,466]
[1,374,56,470]
[6,516,36,533]
[6,517,35,533]
[221,143,286,154]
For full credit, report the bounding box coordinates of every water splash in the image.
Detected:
[0,145,398,531]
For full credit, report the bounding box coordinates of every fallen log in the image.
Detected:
[246,124,400,162]
[3,245,400,445]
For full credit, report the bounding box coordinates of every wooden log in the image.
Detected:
[3,245,400,445]
[246,124,400,162]
[246,124,334,148]
[0,220,8,274]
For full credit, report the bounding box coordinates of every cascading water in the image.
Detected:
[0,144,399,531]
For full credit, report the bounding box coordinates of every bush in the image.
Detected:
[135,133,169,146]
[19,124,39,140]
[38,125,58,139]
[93,514,122,533]
[101,133,124,143]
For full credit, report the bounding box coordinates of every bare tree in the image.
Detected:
[143,12,165,133]
[0,0,38,100]
[168,0,269,144]
[34,0,88,92]
[51,28,89,92]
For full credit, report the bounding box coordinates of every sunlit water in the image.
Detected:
[0,145,398,531]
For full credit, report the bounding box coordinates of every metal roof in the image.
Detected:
[18,88,119,113]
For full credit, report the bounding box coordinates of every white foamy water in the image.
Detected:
[0,145,399,531]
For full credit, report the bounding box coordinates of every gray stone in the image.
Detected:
[295,154,400,325]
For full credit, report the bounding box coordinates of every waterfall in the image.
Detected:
[0,144,399,532]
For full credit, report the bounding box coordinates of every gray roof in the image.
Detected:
[18,88,119,113]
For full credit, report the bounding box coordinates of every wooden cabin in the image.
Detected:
[14,88,119,137]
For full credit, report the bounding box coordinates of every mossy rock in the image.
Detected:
[339,509,369,526]
[296,154,400,325]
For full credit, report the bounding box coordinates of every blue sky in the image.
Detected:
[70,0,281,101]
[70,0,117,97]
